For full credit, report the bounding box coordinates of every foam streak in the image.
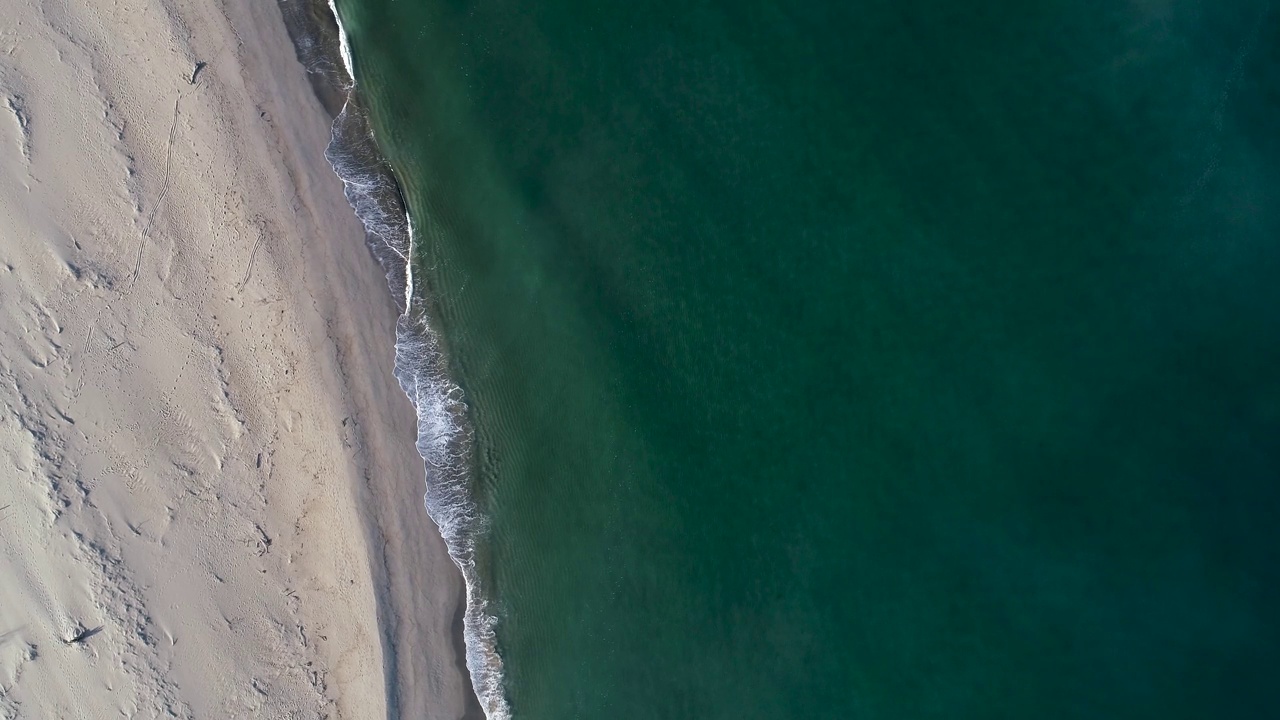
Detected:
[320,3,511,718]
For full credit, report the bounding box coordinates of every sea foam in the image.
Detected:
[319,4,511,719]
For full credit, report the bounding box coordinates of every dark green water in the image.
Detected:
[332,0,1280,717]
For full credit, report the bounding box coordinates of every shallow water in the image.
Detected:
[332,0,1280,717]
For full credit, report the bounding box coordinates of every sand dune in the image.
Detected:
[0,0,473,717]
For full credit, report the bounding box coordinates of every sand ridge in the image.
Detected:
[0,0,471,717]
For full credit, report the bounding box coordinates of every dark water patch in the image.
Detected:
[275,0,349,117]
[333,0,1280,719]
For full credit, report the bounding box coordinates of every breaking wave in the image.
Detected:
[308,2,511,718]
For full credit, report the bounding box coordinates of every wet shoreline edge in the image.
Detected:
[273,2,487,718]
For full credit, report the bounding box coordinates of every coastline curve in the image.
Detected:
[276,1,510,718]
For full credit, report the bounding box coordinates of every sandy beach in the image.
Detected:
[0,0,476,717]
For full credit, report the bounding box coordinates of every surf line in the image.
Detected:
[318,2,512,718]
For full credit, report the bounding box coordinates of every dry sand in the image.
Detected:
[0,0,476,717]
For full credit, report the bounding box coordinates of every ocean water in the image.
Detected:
[327,0,1280,718]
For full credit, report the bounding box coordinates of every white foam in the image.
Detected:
[394,308,512,720]
[327,0,356,87]
[319,4,510,718]
[403,215,416,315]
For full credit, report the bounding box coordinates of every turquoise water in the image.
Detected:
[331,0,1280,718]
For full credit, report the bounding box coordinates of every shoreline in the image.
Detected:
[282,0,509,716]
[276,0,490,716]
[0,0,477,717]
